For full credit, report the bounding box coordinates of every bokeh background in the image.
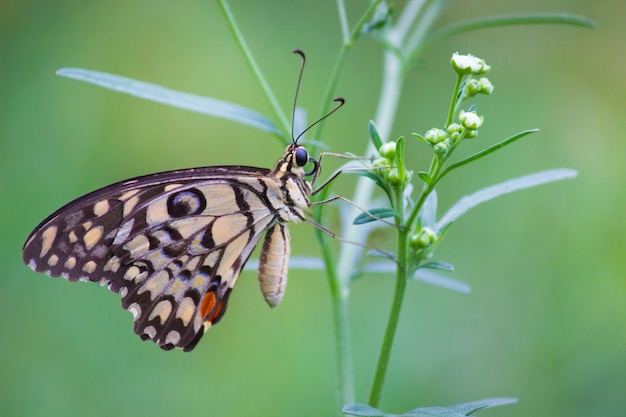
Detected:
[1,1,624,416]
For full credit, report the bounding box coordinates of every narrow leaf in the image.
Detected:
[369,120,384,150]
[57,68,282,136]
[396,136,406,180]
[404,397,518,416]
[353,208,399,225]
[418,171,432,184]
[412,132,430,146]
[246,257,324,271]
[413,269,471,294]
[436,169,577,233]
[343,403,386,417]
[422,260,454,271]
[439,129,538,182]
[423,13,594,50]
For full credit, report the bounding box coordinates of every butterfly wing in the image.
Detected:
[23,166,284,351]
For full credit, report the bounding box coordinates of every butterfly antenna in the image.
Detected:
[291,49,307,143]
[294,97,345,144]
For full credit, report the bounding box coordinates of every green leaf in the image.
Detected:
[438,129,538,183]
[369,120,384,150]
[422,260,454,271]
[351,170,393,203]
[396,136,406,180]
[56,68,282,136]
[403,397,517,416]
[412,132,429,146]
[353,208,399,225]
[413,269,470,294]
[421,13,594,54]
[343,403,386,416]
[418,171,432,184]
[437,168,577,233]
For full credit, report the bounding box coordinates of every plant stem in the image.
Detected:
[216,0,291,140]
[368,185,408,407]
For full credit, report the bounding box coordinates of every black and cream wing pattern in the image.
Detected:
[23,144,317,351]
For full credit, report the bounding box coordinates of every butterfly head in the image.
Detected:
[275,143,320,179]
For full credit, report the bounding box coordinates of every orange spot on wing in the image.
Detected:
[200,291,223,323]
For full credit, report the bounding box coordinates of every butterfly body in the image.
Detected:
[23,143,316,351]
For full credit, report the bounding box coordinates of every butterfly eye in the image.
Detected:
[295,147,309,167]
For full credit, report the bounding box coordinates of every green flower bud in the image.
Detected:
[465,79,482,97]
[433,138,451,154]
[387,168,401,185]
[372,157,389,169]
[424,128,448,144]
[459,110,483,130]
[410,227,436,250]
[379,141,396,161]
[450,131,461,142]
[447,123,462,134]
[465,129,478,139]
[479,77,494,95]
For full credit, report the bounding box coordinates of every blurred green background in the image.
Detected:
[1,1,624,416]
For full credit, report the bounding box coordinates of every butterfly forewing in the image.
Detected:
[23,144,313,351]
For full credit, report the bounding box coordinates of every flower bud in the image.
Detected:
[464,130,478,139]
[479,77,494,95]
[459,110,483,130]
[446,123,462,134]
[410,227,436,250]
[424,128,448,144]
[451,53,490,75]
[379,141,396,161]
[465,79,482,97]
[387,168,401,185]
[433,138,451,154]
[372,157,389,169]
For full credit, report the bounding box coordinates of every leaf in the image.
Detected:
[369,120,384,150]
[436,169,577,233]
[412,132,429,146]
[56,68,282,136]
[403,397,518,416]
[413,269,471,294]
[353,208,399,225]
[396,136,406,180]
[420,13,594,54]
[418,171,432,184]
[421,260,454,271]
[438,129,538,182]
[343,403,386,417]
[245,257,324,271]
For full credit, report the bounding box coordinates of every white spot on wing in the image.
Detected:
[148,300,173,324]
[127,302,141,320]
[114,219,134,245]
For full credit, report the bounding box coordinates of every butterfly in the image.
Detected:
[22,51,346,352]
[23,140,333,351]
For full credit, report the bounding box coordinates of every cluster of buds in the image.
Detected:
[417,53,492,155]
[373,140,405,186]
[409,226,437,252]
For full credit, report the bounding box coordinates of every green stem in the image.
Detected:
[368,186,408,407]
[216,0,291,140]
